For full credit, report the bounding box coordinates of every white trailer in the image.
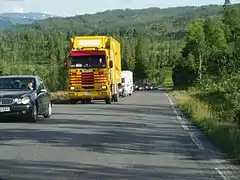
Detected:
[121,70,133,97]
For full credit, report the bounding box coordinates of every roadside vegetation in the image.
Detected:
[50,91,69,104]
[171,1,240,162]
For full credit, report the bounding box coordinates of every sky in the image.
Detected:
[0,0,239,16]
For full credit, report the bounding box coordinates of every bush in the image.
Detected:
[50,91,69,104]
[172,90,240,162]
[172,56,198,89]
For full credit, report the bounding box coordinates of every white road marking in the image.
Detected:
[165,92,233,180]
[215,167,228,180]
[173,109,177,114]
[188,132,204,150]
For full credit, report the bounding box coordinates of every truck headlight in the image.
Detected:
[70,86,75,90]
[101,85,107,89]
[15,96,31,104]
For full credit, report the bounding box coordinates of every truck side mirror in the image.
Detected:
[109,61,113,68]
[64,58,68,69]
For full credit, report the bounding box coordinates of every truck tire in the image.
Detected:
[81,100,86,104]
[112,94,119,102]
[105,98,111,104]
[70,100,78,104]
[86,99,92,104]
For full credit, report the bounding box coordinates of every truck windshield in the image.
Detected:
[69,55,106,68]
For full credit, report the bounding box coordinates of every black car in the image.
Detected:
[0,75,52,122]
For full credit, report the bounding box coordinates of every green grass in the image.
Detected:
[171,90,240,163]
[50,91,69,104]
[162,67,173,87]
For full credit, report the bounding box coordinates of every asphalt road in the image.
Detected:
[0,91,239,180]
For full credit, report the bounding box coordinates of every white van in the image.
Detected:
[121,70,133,97]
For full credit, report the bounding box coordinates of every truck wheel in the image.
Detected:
[86,99,92,104]
[70,100,78,104]
[81,100,86,104]
[105,98,111,104]
[113,94,118,102]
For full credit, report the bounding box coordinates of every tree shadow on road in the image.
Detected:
[0,118,224,160]
[52,104,177,117]
[0,116,234,179]
[0,159,222,180]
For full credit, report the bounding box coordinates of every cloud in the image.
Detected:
[12,5,23,12]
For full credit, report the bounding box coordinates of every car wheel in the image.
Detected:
[43,102,52,118]
[27,104,37,123]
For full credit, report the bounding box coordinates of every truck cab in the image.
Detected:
[64,36,121,104]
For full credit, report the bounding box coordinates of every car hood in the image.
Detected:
[0,90,32,98]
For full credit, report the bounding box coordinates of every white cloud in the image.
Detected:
[12,5,24,12]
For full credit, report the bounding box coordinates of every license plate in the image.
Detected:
[84,92,92,96]
[0,107,10,112]
[82,69,93,73]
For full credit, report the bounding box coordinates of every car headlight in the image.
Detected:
[70,86,75,90]
[101,85,107,89]
[15,96,31,104]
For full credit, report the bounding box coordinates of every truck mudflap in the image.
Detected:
[69,90,111,100]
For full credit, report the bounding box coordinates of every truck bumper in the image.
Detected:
[69,90,111,100]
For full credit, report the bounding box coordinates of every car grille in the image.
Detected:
[0,98,14,105]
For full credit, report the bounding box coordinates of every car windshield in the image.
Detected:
[0,77,36,90]
[69,55,106,68]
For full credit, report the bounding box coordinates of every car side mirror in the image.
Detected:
[38,89,47,94]
[109,60,113,68]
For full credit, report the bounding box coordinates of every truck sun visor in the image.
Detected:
[70,50,105,57]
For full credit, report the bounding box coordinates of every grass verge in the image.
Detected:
[50,91,70,104]
[171,90,240,163]
[162,67,173,88]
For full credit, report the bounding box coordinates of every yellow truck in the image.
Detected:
[64,36,121,104]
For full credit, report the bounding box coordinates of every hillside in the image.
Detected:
[0,12,59,28]
[0,3,239,91]
[30,5,225,36]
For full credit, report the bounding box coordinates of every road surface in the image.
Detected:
[0,91,239,180]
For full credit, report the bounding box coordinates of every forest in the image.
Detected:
[0,3,237,91]
[171,0,240,161]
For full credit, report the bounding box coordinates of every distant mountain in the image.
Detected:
[0,12,59,28]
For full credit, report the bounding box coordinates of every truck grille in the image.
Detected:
[0,98,14,105]
[81,72,94,85]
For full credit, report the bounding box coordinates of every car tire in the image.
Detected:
[43,102,52,118]
[27,104,37,123]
